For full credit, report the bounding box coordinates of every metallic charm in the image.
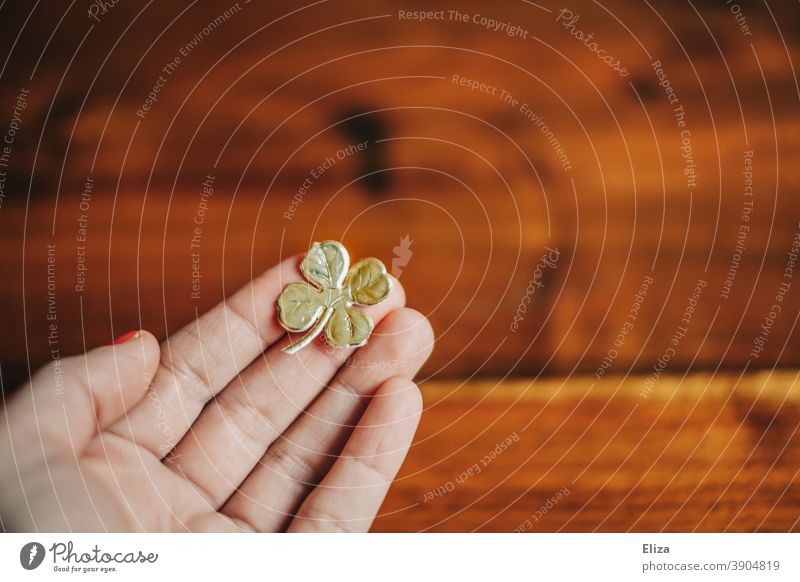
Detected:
[276,240,392,354]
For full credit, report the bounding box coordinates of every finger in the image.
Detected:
[165,279,405,507]
[287,377,422,532]
[222,308,433,531]
[108,255,303,457]
[183,511,255,532]
[0,331,159,469]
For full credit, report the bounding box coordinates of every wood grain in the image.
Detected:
[1,0,799,383]
[374,372,800,532]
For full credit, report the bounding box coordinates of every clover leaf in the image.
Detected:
[276,241,392,354]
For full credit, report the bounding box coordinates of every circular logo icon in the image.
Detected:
[19,542,46,570]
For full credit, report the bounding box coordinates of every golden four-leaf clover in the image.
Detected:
[276,240,392,354]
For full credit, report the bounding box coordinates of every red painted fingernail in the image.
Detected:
[111,330,139,345]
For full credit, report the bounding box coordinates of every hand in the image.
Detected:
[0,255,433,532]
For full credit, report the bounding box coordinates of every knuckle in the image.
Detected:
[350,453,394,483]
[296,502,354,533]
[217,390,277,446]
[267,444,325,486]
[162,353,215,405]
[225,300,266,346]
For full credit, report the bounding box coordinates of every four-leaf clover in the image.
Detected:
[276,240,392,354]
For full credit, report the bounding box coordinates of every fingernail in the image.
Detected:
[112,330,140,345]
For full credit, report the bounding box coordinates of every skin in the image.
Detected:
[0,255,434,532]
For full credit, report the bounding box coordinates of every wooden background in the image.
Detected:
[376,372,800,532]
[0,0,799,531]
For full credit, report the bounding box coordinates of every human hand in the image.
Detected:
[0,255,433,532]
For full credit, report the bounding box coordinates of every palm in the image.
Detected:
[1,255,433,532]
[75,435,243,532]
[78,436,193,531]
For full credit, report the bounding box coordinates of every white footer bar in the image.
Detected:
[1,533,796,581]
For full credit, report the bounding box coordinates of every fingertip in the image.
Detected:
[376,307,435,364]
[134,330,161,381]
[374,376,423,425]
[108,330,159,366]
[402,308,434,358]
[387,274,406,307]
[339,376,422,468]
[103,329,160,403]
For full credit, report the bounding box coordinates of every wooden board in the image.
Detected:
[0,3,799,423]
[374,372,800,532]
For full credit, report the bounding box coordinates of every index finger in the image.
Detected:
[109,255,303,456]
